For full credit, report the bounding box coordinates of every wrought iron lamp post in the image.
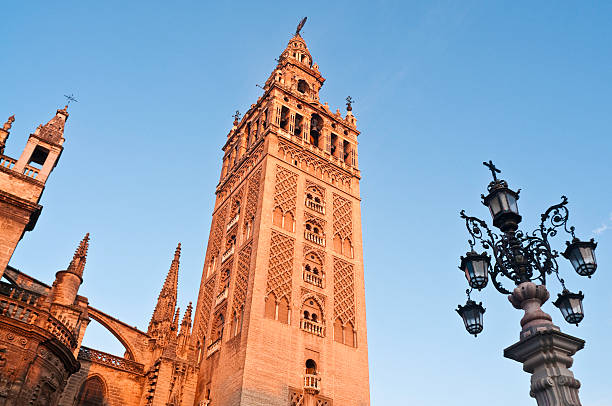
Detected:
[456,161,598,406]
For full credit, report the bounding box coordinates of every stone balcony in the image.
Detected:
[304,373,321,394]
[0,282,77,350]
[305,198,325,214]
[303,270,324,288]
[215,286,228,307]
[221,245,235,263]
[226,213,239,231]
[300,319,325,337]
[207,339,221,357]
[304,231,325,246]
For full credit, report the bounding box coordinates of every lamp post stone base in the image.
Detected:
[504,282,585,406]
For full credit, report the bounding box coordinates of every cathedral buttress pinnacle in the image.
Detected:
[148,243,181,336]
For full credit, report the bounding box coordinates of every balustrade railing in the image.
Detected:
[0,282,77,350]
[44,316,77,350]
[221,245,235,263]
[226,213,239,231]
[23,164,39,179]
[0,281,42,305]
[207,339,221,357]
[304,373,321,393]
[303,271,324,288]
[215,286,228,306]
[0,155,16,169]
[79,346,144,374]
[300,319,325,337]
[304,231,325,246]
[0,296,39,325]
[305,198,325,214]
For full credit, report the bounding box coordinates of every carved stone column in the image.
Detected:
[503,282,584,406]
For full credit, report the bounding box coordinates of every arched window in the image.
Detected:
[334,319,343,344]
[305,359,317,375]
[300,298,324,336]
[273,207,284,227]
[265,292,277,319]
[303,252,324,288]
[305,221,325,246]
[310,114,323,148]
[298,79,309,94]
[283,212,294,232]
[211,314,224,343]
[75,376,107,406]
[278,296,290,324]
[280,106,290,131]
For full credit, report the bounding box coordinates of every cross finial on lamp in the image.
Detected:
[483,160,501,182]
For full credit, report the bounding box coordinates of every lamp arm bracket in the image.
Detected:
[538,196,574,243]
[490,263,512,294]
[460,210,498,254]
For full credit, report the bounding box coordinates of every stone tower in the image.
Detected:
[191,24,370,406]
[0,107,68,279]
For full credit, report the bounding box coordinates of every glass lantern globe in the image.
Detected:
[563,238,598,278]
[459,251,490,290]
[456,300,485,337]
[482,184,522,232]
[553,290,584,326]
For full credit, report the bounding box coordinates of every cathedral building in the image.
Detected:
[0,23,370,406]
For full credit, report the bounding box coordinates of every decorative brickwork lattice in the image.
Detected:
[333,257,355,326]
[243,166,262,234]
[289,390,304,406]
[218,142,265,200]
[232,243,252,315]
[316,397,332,406]
[210,203,229,256]
[332,194,352,241]
[266,231,295,301]
[230,186,245,218]
[195,273,217,341]
[274,166,298,215]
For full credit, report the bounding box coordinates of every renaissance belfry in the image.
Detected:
[190,20,371,405]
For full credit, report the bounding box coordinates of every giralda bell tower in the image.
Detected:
[192,19,370,406]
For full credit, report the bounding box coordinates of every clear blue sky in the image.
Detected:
[2,2,611,405]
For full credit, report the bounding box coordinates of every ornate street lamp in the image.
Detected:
[456,290,485,337]
[459,249,490,290]
[553,289,585,326]
[455,161,599,405]
[563,238,598,277]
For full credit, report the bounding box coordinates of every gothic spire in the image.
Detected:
[148,243,181,332]
[33,106,69,145]
[172,306,180,332]
[67,233,90,279]
[180,302,193,335]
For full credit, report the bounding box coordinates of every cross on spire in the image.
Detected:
[64,94,78,106]
[483,160,501,182]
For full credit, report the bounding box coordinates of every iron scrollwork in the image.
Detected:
[461,195,575,295]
